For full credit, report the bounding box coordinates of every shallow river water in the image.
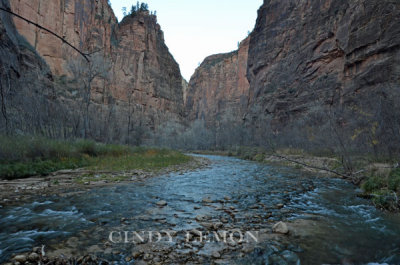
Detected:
[0,155,399,264]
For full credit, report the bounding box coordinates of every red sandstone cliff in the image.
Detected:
[9,0,185,140]
[185,37,250,126]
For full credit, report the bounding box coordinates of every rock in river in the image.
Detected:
[272,221,289,234]
[156,200,168,207]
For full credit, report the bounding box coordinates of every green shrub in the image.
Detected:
[371,190,398,211]
[362,174,386,193]
[253,153,265,162]
[388,169,400,192]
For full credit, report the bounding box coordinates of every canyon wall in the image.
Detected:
[185,0,400,153]
[245,0,400,152]
[185,37,250,127]
[1,0,185,143]
[10,0,117,76]
[0,0,60,136]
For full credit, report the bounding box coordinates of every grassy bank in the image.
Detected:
[0,135,191,180]
[207,146,399,211]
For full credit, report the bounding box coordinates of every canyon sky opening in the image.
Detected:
[110,0,263,80]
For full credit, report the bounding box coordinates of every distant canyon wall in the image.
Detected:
[185,37,250,127]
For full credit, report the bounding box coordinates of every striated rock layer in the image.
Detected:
[3,0,185,142]
[245,0,400,151]
[186,37,250,127]
[184,0,400,153]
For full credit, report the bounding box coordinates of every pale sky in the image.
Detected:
[109,0,262,81]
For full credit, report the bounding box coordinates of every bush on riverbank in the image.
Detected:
[210,145,400,211]
[361,168,400,211]
[0,135,191,180]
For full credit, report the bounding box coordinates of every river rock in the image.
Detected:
[156,200,168,207]
[27,252,40,262]
[214,222,223,229]
[281,250,300,264]
[212,251,221,258]
[276,203,284,209]
[143,253,152,261]
[200,222,214,230]
[132,251,143,259]
[202,197,213,203]
[13,255,27,263]
[272,221,289,234]
[195,214,208,222]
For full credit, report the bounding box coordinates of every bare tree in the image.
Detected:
[67,53,111,138]
[0,69,10,134]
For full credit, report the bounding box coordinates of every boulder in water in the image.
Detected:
[272,221,289,234]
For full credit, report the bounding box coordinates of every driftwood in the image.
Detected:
[0,6,90,62]
[270,154,351,179]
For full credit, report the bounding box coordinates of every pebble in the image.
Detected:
[212,251,221,258]
[156,200,168,207]
[27,252,40,262]
[13,255,27,263]
[202,197,213,203]
[195,214,208,222]
[132,251,142,259]
[143,253,152,261]
[272,221,289,234]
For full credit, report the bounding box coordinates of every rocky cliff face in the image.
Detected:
[5,0,185,142]
[186,37,250,126]
[109,14,184,128]
[245,0,400,151]
[184,0,400,153]
[0,0,61,135]
[10,0,117,75]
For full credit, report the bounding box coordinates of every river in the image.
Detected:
[0,155,399,264]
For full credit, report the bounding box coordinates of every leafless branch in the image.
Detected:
[0,6,90,62]
[270,154,351,179]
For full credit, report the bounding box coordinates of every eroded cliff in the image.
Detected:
[245,0,400,151]
[3,0,185,143]
[185,0,400,153]
[186,37,250,126]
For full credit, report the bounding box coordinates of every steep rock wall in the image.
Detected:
[246,0,400,150]
[7,0,185,140]
[186,37,250,126]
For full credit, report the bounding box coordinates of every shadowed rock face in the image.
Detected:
[184,0,400,152]
[110,14,184,127]
[185,37,250,127]
[0,0,58,135]
[4,0,185,140]
[246,0,400,134]
[10,0,117,76]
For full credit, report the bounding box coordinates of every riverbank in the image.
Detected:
[0,155,209,206]
[194,148,400,212]
[0,136,210,205]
